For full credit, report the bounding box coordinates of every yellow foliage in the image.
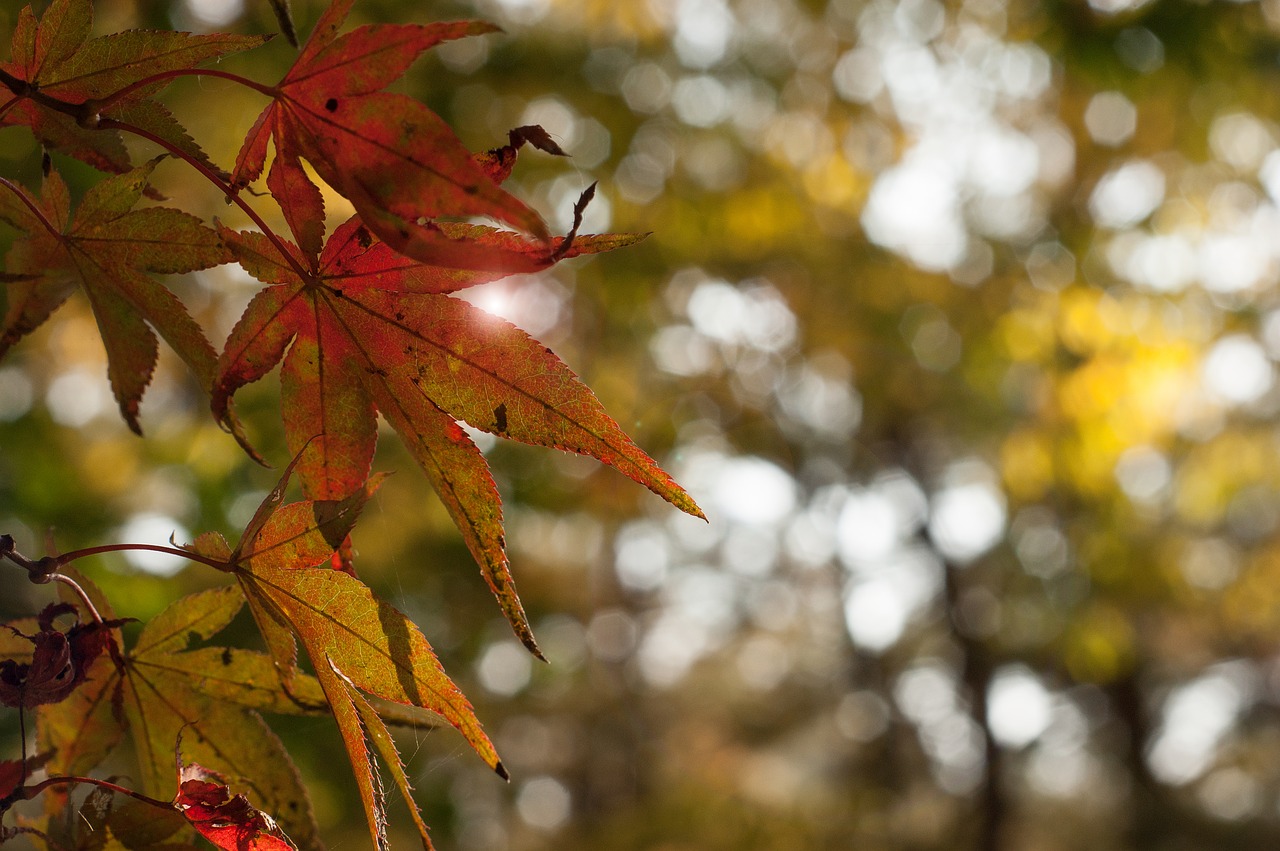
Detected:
[1001,428,1055,501]
[999,307,1056,363]
[79,437,141,499]
[1058,288,1114,356]
[721,187,808,256]
[1222,548,1280,637]
[802,154,864,209]
[1059,357,1127,421]
[1062,603,1136,683]
[1060,422,1125,497]
[1174,432,1279,526]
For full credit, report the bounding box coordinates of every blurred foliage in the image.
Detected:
[10,0,1280,848]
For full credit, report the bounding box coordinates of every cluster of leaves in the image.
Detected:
[0,0,701,848]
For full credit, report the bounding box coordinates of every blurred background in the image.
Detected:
[6,0,1280,847]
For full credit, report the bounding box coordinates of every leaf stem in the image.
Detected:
[88,68,278,114]
[0,67,304,281]
[49,575,105,624]
[50,542,228,572]
[0,177,62,239]
[0,67,277,126]
[0,826,54,848]
[97,117,312,282]
[0,534,57,581]
[18,775,175,812]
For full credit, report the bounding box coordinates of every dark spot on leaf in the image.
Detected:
[494,403,508,433]
[395,312,405,321]
[355,227,372,248]
[221,649,233,666]
[325,98,338,112]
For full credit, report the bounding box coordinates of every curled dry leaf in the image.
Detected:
[0,603,125,708]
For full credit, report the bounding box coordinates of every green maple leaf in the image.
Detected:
[0,159,228,433]
[0,0,268,176]
[1,571,328,848]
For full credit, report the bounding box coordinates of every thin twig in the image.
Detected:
[49,575,104,624]
[49,542,227,572]
[19,775,175,813]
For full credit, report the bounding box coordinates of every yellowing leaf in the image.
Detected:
[183,462,502,848]
[238,564,501,773]
[77,585,325,850]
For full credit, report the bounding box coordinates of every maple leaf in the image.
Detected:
[176,761,297,851]
[0,159,229,434]
[322,661,440,851]
[182,462,499,851]
[103,584,323,850]
[8,576,321,849]
[100,797,191,850]
[0,0,268,176]
[212,216,702,655]
[231,0,559,271]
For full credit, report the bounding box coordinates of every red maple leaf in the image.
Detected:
[184,462,491,850]
[213,215,703,653]
[231,0,557,270]
[176,762,296,851]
